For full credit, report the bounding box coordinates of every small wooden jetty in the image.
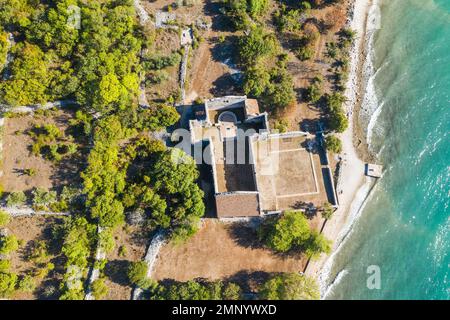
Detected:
[366,163,383,178]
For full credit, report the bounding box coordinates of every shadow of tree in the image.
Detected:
[226,222,265,250]
[224,270,275,294]
[203,1,234,33]
[210,73,243,97]
[104,259,132,287]
[292,201,317,219]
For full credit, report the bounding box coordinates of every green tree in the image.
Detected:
[238,25,278,66]
[306,83,321,104]
[0,260,11,273]
[92,278,109,300]
[329,111,348,133]
[223,283,242,300]
[258,211,310,252]
[266,67,295,108]
[128,261,152,289]
[247,0,269,18]
[260,273,320,300]
[321,202,334,220]
[0,30,7,70]
[274,5,302,32]
[151,280,242,300]
[258,211,332,256]
[0,43,50,106]
[0,210,10,226]
[18,274,36,293]
[303,231,332,259]
[0,272,17,298]
[243,64,270,97]
[325,135,343,153]
[98,73,123,105]
[326,93,348,133]
[0,235,19,254]
[61,217,96,270]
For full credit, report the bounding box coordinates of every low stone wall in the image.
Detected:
[131,230,167,300]
[85,226,106,300]
[0,206,70,217]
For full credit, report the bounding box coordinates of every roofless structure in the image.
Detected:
[189,96,337,218]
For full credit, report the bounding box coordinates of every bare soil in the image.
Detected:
[265,1,351,132]
[102,224,149,300]
[145,28,182,102]
[153,219,306,290]
[6,215,66,300]
[0,109,84,193]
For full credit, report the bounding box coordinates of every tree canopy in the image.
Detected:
[260,273,320,300]
[258,211,332,258]
[151,280,242,300]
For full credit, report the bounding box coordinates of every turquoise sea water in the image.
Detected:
[327,0,450,299]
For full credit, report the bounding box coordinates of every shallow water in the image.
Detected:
[326,0,450,299]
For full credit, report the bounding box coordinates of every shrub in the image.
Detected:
[143,52,181,71]
[0,235,20,254]
[266,67,295,109]
[18,274,36,293]
[118,245,127,258]
[238,26,278,66]
[34,262,54,280]
[24,168,37,177]
[98,229,115,254]
[273,119,288,133]
[27,240,49,264]
[0,272,18,298]
[325,135,343,154]
[274,5,302,32]
[321,202,334,220]
[305,83,321,103]
[326,42,339,59]
[243,64,271,97]
[32,188,57,204]
[304,231,332,259]
[128,261,151,289]
[223,283,242,300]
[296,46,314,61]
[0,210,10,226]
[146,70,169,85]
[339,28,356,48]
[151,280,242,300]
[258,211,310,252]
[0,259,11,272]
[259,273,319,300]
[59,287,85,300]
[247,0,269,18]
[92,278,109,300]
[6,191,27,207]
[258,211,332,256]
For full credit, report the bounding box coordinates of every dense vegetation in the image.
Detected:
[260,273,319,300]
[150,279,242,300]
[147,273,319,300]
[258,211,331,258]
[221,0,353,143]
[0,0,353,300]
[325,134,343,153]
[0,28,7,71]
[0,0,203,299]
